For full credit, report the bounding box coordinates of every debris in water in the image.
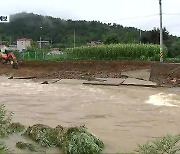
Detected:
[16,142,41,152]
[41,81,49,84]
[8,76,13,79]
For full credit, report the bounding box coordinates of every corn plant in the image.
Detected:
[65,44,167,61]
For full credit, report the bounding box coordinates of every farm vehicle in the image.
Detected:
[0,50,18,69]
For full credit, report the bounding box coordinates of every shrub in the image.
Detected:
[136,134,180,154]
[24,124,104,154]
[0,104,25,137]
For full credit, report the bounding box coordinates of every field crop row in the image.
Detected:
[65,44,167,61]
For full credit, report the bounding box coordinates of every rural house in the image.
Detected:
[17,38,32,51]
[87,40,103,46]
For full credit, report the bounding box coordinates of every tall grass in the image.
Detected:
[165,58,180,63]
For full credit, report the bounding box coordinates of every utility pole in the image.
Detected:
[139,29,142,44]
[159,0,163,62]
[9,36,11,45]
[74,29,76,48]
[0,36,2,45]
[40,36,42,49]
[40,26,42,49]
[51,38,53,46]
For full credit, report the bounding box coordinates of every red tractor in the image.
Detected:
[0,50,18,69]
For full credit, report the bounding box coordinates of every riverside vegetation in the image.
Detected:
[0,104,180,154]
[0,104,104,154]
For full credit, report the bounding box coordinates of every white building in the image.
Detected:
[17,38,32,51]
[0,45,7,52]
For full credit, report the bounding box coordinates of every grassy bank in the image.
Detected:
[164,58,180,63]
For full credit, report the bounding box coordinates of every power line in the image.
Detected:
[102,14,159,22]
[102,12,180,23]
[163,13,180,16]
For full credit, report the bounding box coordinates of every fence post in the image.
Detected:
[35,52,37,60]
[43,52,45,60]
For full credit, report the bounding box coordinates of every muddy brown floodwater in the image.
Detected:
[0,76,180,153]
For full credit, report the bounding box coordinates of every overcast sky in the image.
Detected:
[1,0,180,36]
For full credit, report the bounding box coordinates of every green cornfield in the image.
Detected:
[65,44,167,61]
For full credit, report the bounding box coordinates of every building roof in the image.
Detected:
[0,45,7,49]
[37,41,50,43]
[17,38,32,41]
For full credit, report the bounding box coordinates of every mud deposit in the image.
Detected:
[0,76,180,153]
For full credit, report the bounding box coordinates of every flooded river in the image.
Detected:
[0,76,180,153]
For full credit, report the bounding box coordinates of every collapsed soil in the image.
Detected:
[150,63,180,87]
[0,60,153,79]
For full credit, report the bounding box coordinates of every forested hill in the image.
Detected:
[0,12,141,48]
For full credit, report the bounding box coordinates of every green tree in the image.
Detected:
[104,34,119,44]
[168,40,180,57]
[0,12,179,49]
[140,27,169,45]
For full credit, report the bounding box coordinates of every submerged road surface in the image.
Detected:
[0,76,180,153]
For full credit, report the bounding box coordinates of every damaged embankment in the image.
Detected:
[2,60,180,87]
[0,60,152,79]
[1,61,180,87]
[150,62,180,87]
